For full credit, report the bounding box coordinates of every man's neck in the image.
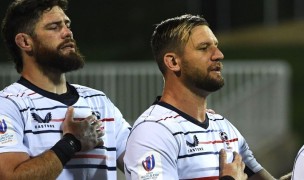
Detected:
[21,70,67,95]
[160,85,208,123]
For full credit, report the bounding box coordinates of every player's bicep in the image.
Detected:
[124,122,179,180]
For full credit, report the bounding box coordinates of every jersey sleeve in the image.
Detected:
[0,97,28,154]
[225,120,263,174]
[292,145,304,180]
[124,121,179,180]
[112,103,131,159]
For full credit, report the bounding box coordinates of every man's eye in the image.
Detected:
[49,25,58,29]
[200,47,208,50]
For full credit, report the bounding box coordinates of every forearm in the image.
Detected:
[248,169,276,180]
[13,151,62,180]
[6,133,81,180]
[279,172,292,180]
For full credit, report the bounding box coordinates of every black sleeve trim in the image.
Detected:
[220,176,235,180]
[245,165,255,177]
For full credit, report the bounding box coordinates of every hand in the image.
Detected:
[62,106,104,151]
[219,149,247,180]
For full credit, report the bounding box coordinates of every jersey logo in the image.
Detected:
[186,135,199,147]
[32,112,52,123]
[92,111,101,119]
[142,154,155,172]
[0,119,8,134]
[220,131,232,150]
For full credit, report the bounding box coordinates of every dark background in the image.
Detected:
[2,0,302,61]
[1,0,304,174]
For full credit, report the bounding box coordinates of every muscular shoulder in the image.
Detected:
[71,84,120,115]
[71,84,106,96]
[132,104,187,135]
[206,112,236,128]
[206,112,225,120]
[0,83,33,112]
[71,84,111,102]
[0,82,31,99]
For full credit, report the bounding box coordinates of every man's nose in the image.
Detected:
[212,47,224,61]
[62,26,73,39]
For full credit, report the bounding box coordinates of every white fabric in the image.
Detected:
[292,145,304,180]
[124,102,263,180]
[0,82,131,180]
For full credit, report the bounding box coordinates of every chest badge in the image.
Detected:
[219,131,232,150]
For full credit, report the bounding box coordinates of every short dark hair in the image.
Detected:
[1,0,69,73]
[151,14,209,75]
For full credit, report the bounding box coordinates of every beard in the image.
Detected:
[182,60,225,93]
[32,38,85,84]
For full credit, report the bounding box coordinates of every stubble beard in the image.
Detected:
[182,61,225,94]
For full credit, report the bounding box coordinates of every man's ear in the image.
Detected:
[15,33,33,52]
[164,53,180,72]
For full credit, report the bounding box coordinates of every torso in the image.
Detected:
[0,78,131,180]
[124,101,261,179]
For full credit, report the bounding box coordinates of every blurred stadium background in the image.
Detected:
[1,0,303,178]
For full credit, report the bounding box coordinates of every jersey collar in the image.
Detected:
[156,100,209,129]
[17,76,79,106]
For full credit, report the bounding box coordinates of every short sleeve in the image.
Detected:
[113,105,131,158]
[0,97,28,154]
[226,120,263,174]
[124,122,179,180]
[292,145,304,180]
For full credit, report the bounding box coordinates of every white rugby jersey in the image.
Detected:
[0,77,131,180]
[124,101,263,180]
[292,145,304,180]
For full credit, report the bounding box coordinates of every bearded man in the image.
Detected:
[0,0,131,179]
[124,14,276,180]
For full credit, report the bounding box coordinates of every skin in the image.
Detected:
[160,25,275,179]
[219,149,247,180]
[0,6,104,179]
[160,25,224,122]
[20,6,74,92]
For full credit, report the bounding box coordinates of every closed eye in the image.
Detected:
[200,47,208,51]
[48,24,59,30]
[198,45,208,51]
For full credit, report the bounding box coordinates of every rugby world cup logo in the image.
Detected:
[142,155,155,172]
[0,119,8,134]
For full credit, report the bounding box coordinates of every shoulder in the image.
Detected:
[127,105,181,149]
[0,83,30,117]
[132,104,185,135]
[206,112,234,127]
[206,112,225,121]
[70,84,119,112]
[71,84,110,100]
[206,112,242,136]
[71,84,106,96]
[0,82,31,98]
[298,145,304,154]
[134,104,180,123]
[0,83,33,107]
[295,145,304,163]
